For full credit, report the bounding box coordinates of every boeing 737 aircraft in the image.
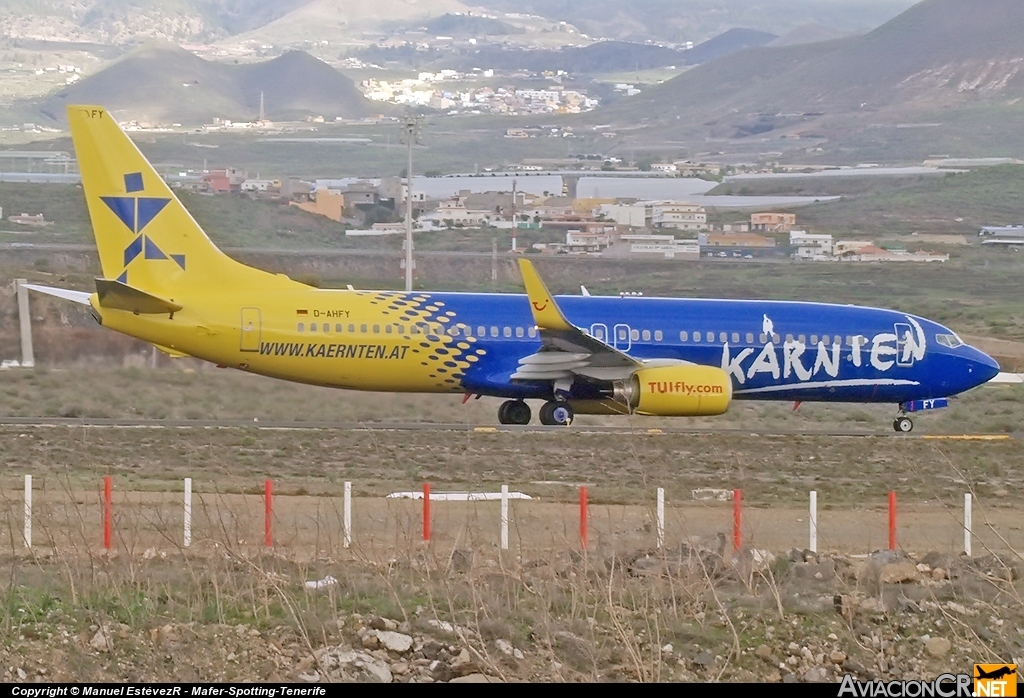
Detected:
[27,105,1001,431]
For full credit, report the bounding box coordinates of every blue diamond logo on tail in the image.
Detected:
[124,235,143,266]
[144,235,168,260]
[101,173,184,282]
[137,198,169,232]
[102,196,135,232]
[124,172,143,193]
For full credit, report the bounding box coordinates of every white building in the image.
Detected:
[566,230,614,252]
[651,202,707,231]
[420,197,491,227]
[616,234,700,260]
[790,230,834,260]
[240,179,278,192]
[596,203,647,227]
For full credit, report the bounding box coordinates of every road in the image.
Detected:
[0,415,1012,438]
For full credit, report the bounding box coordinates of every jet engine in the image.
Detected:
[614,365,732,416]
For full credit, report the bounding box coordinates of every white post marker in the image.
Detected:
[500,484,509,550]
[964,492,972,557]
[656,487,665,549]
[183,478,192,548]
[343,481,352,549]
[23,474,31,548]
[809,490,818,554]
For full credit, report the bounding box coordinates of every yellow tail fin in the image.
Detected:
[68,105,300,296]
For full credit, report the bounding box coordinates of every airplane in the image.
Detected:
[975,666,1016,681]
[26,105,1001,432]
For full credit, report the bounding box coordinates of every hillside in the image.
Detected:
[469,0,915,44]
[600,0,1024,160]
[230,0,471,46]
[356,26,781,75]
[768,22,847,47]
[684,28,777,65]
[31,44,374,125]
[360,40,685,73]
[0,0,315,44]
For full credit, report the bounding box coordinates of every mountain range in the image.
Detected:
[0,0,913,47]
[601,0,1024,158]
[33,44,375,125]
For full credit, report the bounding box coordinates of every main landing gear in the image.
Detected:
[497,400,573,426]
[498,399,532,425]
[539,400,574,426]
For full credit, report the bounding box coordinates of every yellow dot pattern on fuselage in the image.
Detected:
[373,291,476,392]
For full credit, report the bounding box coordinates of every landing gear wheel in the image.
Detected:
[498,399,531,425]
[498,400,512,424]
[539,401,574,426]
[893,416,913,433]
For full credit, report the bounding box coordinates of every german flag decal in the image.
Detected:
[296,309,308,315]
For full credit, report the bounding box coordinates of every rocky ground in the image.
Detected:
[1,541,1021,683]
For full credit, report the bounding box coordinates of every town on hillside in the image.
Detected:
[181,170,952,263]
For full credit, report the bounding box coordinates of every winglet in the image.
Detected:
[518,259,573,331]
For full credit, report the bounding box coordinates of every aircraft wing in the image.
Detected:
[23,284,92,305]
[988,372,1024,384]
[512,259,642,381]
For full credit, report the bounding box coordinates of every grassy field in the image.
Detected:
[0,364,1019,499]
[708,166,1024,237]
[0,396,1021,506]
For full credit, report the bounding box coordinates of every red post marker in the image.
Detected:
[103,476,112,550]
[423,483,431,541]
[888,491,897,551]
[580,486,588,550]
[264,479,273,547]
[733,489,742,551]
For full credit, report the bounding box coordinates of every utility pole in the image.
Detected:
[491,237,498,285]
[399,116,422,292]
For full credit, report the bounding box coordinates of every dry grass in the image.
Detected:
[0,471,1021,682]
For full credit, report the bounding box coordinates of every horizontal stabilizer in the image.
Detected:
[23,284,92,305]
[988,372,1024,384]
[95,278,183,315]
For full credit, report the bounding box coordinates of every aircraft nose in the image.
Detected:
[966,346,1001,386]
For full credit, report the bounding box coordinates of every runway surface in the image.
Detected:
[0,415,1012,438]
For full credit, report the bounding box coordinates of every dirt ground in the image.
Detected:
[0,376,1020,682]
[1,488,1022,684]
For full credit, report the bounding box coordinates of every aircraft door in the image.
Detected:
[590,323,608,343]
[894,322,915,366]
[613,323,632,351]
[240,307,261,352]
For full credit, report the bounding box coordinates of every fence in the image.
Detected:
[3,474,1015,561]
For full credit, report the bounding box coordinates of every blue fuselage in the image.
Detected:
[416,292,999,404]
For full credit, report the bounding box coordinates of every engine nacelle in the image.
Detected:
[616,365,732,416]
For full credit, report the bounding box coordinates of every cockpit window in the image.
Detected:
[935,333,963,349]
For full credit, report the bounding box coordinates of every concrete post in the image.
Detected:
[15,279,34,367]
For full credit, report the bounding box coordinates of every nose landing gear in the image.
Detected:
[893,416,913,432]
[893,404,913,433]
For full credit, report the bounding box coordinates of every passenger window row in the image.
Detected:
[677,331,865,346]
[297,322,539,339]
[293,322,864,347]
